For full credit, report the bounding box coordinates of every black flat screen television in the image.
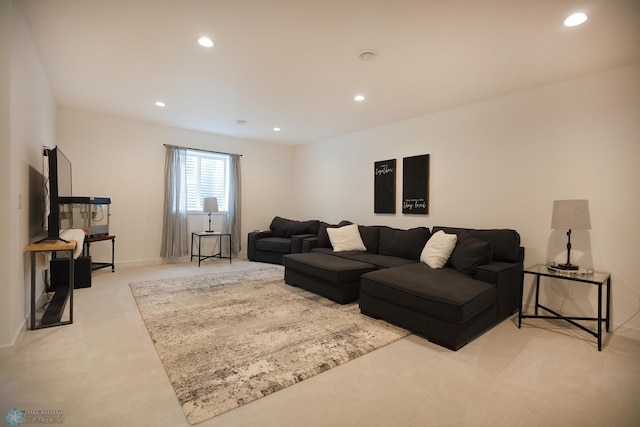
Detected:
[28,166,46,241]
[44,146,72,241]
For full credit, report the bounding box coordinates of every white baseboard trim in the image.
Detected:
[611,325,640,341]
[0,319,26,361]
[0,291,51,360]
[112,251,249,270]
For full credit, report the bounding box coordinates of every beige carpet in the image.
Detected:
[130,266,409,424]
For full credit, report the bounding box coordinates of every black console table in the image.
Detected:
[28,240,76,330]
[191,232,232,266]
[519,263,611,351]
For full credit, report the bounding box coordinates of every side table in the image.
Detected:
[191,232,232,266]
[519,263,611,351]
[27,240,76,330]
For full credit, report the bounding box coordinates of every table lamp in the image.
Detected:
[203,197,219,232]
[551,199,591,270]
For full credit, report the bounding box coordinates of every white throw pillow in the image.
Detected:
[420,230,458,268]
[326,224,367,252]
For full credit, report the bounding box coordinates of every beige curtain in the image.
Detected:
[160,145,190,258]
[228,154,241,255]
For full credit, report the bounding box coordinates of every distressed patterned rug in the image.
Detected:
[130,266,409,424]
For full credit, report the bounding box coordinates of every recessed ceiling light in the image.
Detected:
[354,95,366,102]
[273,127,281,132]
[155,101,166,107]
[564,12,588,27]
[198,36,214,47]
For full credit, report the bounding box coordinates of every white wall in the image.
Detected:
[56,107,296,266]
[0,1,57,352]
[0,0,12,352]
[293,63,640,339]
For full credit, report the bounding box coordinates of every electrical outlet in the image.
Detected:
[18,194,22,209]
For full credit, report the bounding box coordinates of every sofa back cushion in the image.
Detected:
[448,236,493,275]
[358,226,384,254]
[378,226,431,261]
[270,216,320,238]
[433,226,521,263]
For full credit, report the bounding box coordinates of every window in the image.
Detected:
[185,150,230,212]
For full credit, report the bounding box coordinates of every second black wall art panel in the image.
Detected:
[402,154,429,215]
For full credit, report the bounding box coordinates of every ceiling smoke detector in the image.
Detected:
[358,49,377,61]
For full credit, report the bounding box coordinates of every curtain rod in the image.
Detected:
[163,144,242,157]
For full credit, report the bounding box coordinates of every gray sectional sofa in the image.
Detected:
[280,223,523,351]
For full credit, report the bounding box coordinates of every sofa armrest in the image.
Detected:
[301,237,319,253]
[291,234,316,253]
[247,230,275,261]
[475,261,523,320]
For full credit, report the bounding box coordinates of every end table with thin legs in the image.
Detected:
[191,232,232,266]
[519,264,611,351]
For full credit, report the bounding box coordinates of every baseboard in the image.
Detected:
[0,291,49,360]
[101,257,184,269]
[114,251,249,269]
[611,325,640,341]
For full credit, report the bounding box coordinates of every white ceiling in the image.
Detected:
[19,0,640,145]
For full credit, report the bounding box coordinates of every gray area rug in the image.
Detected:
[130,266,409,424]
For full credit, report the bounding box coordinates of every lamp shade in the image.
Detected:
[203,197,219,213]
[551,199,591,230]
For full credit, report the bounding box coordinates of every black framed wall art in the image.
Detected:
[374,159,396,214]
[402,154,430,215]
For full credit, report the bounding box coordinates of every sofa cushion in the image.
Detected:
[358,226,383,254]
[360,263,496,323]
[449,237,493,276]
[378,226,431,261]
[420,230,457,268]
[433,226,520,263]
[349,254,417,269]
[317,221,353,248]
[327,224,366,252]
[283,252,376,284]
[323,250,367,259]
[270,216,320,238]
[469,229,519,262]
[255,237,292,253]
[312,247,416,269]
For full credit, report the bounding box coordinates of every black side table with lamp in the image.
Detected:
[519,199,611,351]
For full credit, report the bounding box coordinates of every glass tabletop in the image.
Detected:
[193,231,230,236]
[523,263,610,285]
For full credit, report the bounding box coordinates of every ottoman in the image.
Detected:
[360,263,498,350]
[283,252,377,304]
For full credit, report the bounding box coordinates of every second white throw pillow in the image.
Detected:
[420,230,457,268]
